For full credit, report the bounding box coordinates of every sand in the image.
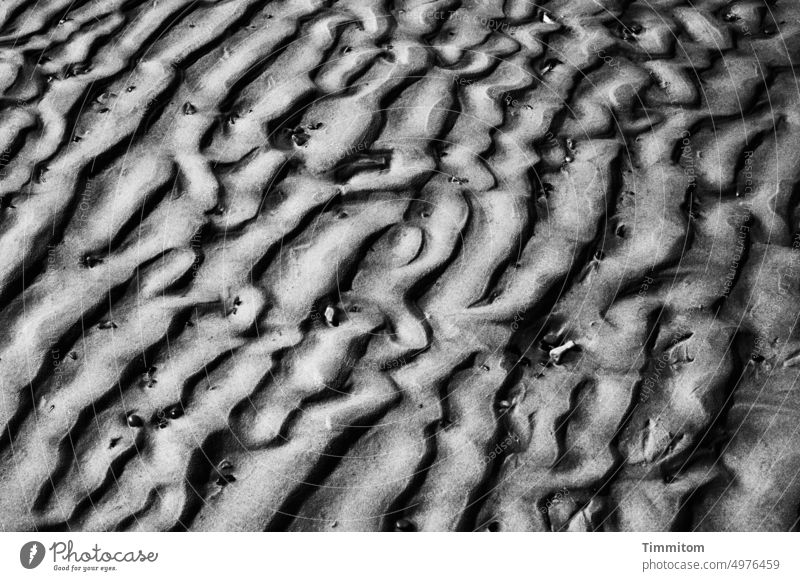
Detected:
[0,0,799,531]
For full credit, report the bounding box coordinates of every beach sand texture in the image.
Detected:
[1,0,799,531]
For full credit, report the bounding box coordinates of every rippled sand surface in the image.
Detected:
[0,0,799,531]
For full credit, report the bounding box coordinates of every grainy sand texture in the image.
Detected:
[0,0,799,532]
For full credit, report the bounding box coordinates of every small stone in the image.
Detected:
[82,255,103,268]
[324,305,338,327]
[540,59,560,74]
[395,518,416,532]
[291,130,310,146]
[541,12,557,25]
[549,340,577,364]
[126,413,144,428]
